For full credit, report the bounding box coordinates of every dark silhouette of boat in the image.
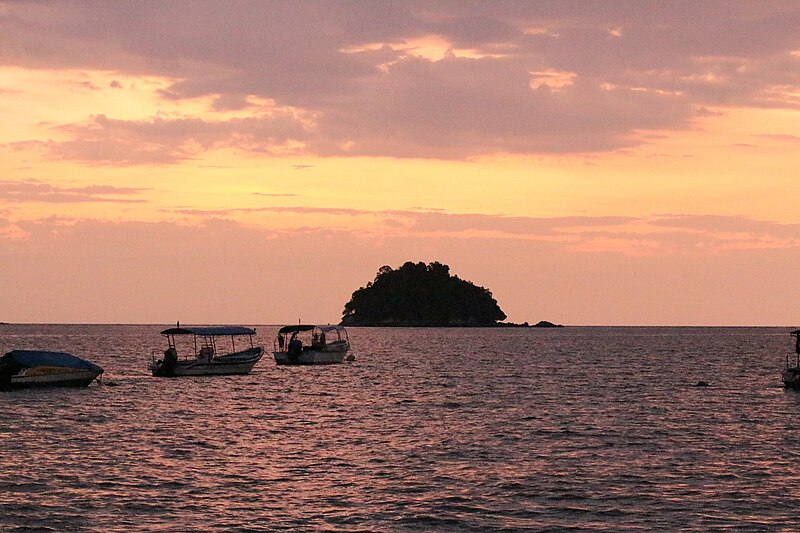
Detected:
[273,325,352,365]
[0,350,103,389]
[782,330,800,389]
[149,326,263,377]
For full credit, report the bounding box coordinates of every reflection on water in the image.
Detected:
[1,325,799,531]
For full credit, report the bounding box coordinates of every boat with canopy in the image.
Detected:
[273,325,353,365]
[783,329,800,389]
[0,350,103,389]
[149,325,263,377]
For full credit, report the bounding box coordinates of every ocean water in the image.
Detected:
[1,325,799,531]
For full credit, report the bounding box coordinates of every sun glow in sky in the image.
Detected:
[2,1,800,325]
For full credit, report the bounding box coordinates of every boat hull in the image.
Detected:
[783,366,800,389]
[5,367,102,389]
[273,346,351,365]
[151,347,263,377]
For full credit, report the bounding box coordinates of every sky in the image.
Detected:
[2,1,800,325]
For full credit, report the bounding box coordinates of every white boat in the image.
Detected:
[0,350,103,389]
[273,325,353,365]
[149,325,263,377]
[783,329,800,389]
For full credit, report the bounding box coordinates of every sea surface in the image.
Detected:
[1,325,799,531]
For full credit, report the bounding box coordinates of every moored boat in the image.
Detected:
[273,325,352,365]
[783,329,800,389]
[0,350,103,389]
[149,325,263,377]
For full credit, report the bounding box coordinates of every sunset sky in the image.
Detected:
[2,1,800,325]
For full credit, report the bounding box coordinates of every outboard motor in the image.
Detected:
[0,354,22,389]
[0,362,14,389]
[158,347,178,377]
[287,338,302,364]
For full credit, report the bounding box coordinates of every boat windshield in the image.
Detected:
[315,325,348,343]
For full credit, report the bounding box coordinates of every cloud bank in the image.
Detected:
[152,205,800,254]
[2,1,799,162]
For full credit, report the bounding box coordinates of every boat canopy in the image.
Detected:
[1,350,103,372]
[278,325,316,334]
[277,325,347,335]
[161,326,256,336]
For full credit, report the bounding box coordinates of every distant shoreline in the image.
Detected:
[497,321,564,328]
[335,321,565,328]
[0,323,796,328]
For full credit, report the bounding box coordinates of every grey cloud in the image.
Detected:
[211,94,252,111]
[312,56,693,156]
[2,2,800,159]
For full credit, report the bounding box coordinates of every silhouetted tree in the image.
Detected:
[341,261,506,326]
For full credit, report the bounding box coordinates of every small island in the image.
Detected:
[341,261,511,327]
[532,320,564,328]
[497,320,564,328]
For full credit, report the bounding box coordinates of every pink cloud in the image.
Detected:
[25,112,312,165]
[158,205,800,254]
[251,192,298,198]
[0,179,148,203]
[2,214,800,325]
[649,214,800,239]
[755,133,800,143]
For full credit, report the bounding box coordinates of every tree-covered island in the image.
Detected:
[340,261,507,327]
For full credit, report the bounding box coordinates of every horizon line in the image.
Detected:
[1,322,797,328]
